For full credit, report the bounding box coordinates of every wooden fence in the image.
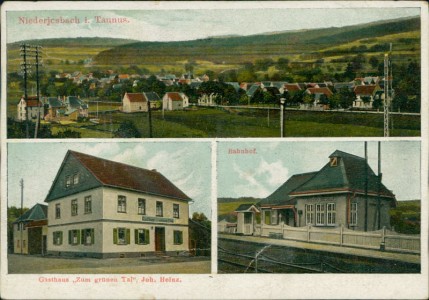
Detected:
[258,224,420,254]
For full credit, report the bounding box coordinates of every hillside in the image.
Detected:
[94,16,420,65]
[218,197,261,222]
[8,37,138,49]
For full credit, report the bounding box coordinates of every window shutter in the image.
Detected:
[68,230,72,244]
[113,228,118,244]
[91,229,94,244]
[60,231,63,244]
[145,229,150,244]
[81,230,84,244]
[134,229,138,244]
[77,230,81,245]
[126,228,130,244]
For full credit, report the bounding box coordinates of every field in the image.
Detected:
[100,107,420,138]
[16,106,418,139]
[218,197,261,222]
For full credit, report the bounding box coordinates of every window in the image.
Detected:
[244,213,252,224]
[71,199,78,216]
[305,204,314,225]
[81,228,94,245]
[117,196,126,213]
[53,231,63,245]
[65,176,72,188]
[84,196,92,214]
[138,198,146,215]
[23,240,26,248]
[156,201,163,217]
[69,229,80,245]
[55,203,61,219]
[327,203,336,226]
[271,210,278,225]
[173,204,179,218]
[135,229,150,244]
[264,210,271,225]
[316,204,325,225]
[173,230,183,245]
[17,240,20,249]
[350,203,358,226]
[73,174,79,185]
[330,157,338,167]
[113,228,130,245]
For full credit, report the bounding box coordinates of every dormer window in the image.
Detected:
[330,157,338,167]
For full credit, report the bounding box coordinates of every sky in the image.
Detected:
[6,7,420,43]
[7,141,212,219]
[217,140,421,201]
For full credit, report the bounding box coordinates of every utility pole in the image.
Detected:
[34,46,42,138]
[377,142,382,230]
[20,179,24,254]
[20,44,42,138]
[364,142,368,232]
[20,44,29,138]
[383,43,392,137]
[147,99,153,138]
[280,98,285,137]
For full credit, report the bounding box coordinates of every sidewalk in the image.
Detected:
[219,233,420,265]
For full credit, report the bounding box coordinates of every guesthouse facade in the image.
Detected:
[45,150,191,258]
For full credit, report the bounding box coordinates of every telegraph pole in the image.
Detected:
[280,98,285,137]
[20,44,43,138]
[377,142,382,230]
[364,142,368,232]
[383,44,392,137]
[34,46,42,138]
[20,45,30,138]
[147,99,153,138]
[20,179,24,254]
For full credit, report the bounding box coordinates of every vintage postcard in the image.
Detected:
[1,1,428,299]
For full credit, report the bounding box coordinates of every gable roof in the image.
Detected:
[285,83,301,92]
[354,85,380,95]
[47,97,64,108]
[165,92,185,101]
[258,172,317,207]
[13,203,47,224]
[235,203,260,213]
[45,150,191,202]
[306,87,333,97]
[290,150,395,199]
[143,92,160,101]
[124,92,147,103]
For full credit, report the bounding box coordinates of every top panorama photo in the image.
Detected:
[5,7,421,138]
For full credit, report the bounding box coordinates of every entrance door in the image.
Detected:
[155,227,166,252]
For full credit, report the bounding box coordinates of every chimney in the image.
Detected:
[151,169,157,172]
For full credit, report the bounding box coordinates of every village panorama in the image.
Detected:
[6,16,421,138]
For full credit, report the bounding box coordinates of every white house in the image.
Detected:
[17,96,44,121]
[44,150,191,258]
[162,92,189,111]
[122,92,160,113]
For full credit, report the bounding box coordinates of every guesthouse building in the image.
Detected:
[45,150,191,258]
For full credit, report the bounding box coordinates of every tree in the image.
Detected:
[114,120,141,138]
[369,56,379,69]
[337,87,355,109]
[277,57,290,70]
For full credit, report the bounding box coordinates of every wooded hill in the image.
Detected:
[94,16,420,65]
